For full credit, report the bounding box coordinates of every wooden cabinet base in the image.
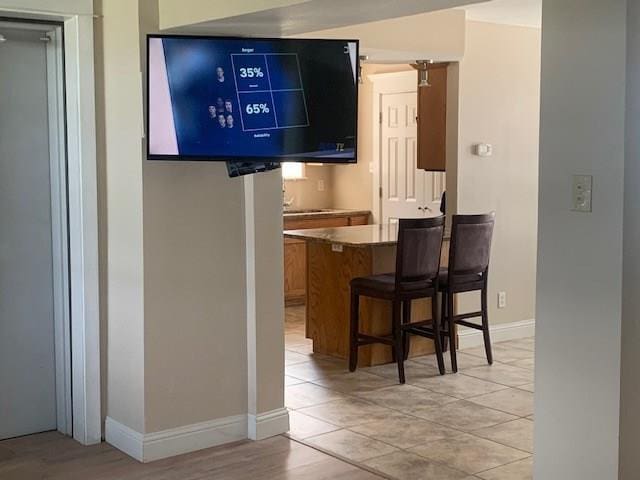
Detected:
[284,212,371,307]
[306,241,446,366]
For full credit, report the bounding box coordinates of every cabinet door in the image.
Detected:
[284,238,306,305]
[417,64,447,172]
[348,215,370,226]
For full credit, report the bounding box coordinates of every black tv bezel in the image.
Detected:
[146,34,359,164]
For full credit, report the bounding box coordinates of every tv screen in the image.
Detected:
[147,35,359,163]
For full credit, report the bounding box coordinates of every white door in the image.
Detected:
[380,92,444,223]
[0,25,67,440]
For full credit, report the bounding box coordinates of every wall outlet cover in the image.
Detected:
[498,291,507,309]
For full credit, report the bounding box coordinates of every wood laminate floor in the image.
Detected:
[0,432,383,479]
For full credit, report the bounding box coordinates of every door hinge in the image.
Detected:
[379,186,383,198]
[379,111,383,124]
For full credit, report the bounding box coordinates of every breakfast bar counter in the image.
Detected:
[284,223,449,366]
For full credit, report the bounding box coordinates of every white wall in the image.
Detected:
[94,0,146,434]
[535,0,626,477]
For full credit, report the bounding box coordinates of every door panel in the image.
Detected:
[0,27,57,440]
[380,91,444,222]
[380,92,425,223]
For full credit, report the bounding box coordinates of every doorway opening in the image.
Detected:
[282,46,537,477]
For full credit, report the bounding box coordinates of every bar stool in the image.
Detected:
[439,213,496,373]
[348,216,446,384]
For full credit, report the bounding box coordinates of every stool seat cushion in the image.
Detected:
[438,267,483,286]
[351,273,432,293]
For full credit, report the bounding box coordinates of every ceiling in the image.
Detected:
[457,0,541,28]
[179,0,482,35]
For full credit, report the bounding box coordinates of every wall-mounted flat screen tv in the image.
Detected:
[147,35,359,163]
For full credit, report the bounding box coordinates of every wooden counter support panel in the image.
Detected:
[283,238,306,305]
[284,211,371,307]
[306,241,449,366]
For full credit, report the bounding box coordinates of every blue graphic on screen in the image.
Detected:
[160,37,357,160]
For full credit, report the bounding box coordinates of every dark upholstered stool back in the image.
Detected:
[395,216,445,290]
[448,213,495,278]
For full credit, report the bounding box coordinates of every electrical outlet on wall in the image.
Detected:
[498,291,507,309]
[317,179,325,192]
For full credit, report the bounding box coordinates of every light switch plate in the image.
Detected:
[572,175,592,212]
[473,143,493,157]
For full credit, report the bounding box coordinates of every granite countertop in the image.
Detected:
[283,209,370,221]
[284,223,450,247]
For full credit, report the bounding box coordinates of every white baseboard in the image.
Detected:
[248,408,290,441]
[105,417,144,461]
[457,318,535,350]
[105,414,247,463]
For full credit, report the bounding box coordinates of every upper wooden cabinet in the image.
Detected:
[417,64,448,172]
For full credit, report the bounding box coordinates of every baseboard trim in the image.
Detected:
[105,414,248,463]
[457,318,535,350]
[105,417,144,462]
[248,408,290,441]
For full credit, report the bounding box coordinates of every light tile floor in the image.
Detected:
[284,306,534,480]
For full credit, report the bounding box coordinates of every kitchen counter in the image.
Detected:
[285,223,450,366]
[283,210,371,307]
[283,208,371,221]
[285,223,450,247]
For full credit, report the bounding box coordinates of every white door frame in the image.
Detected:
[46,23,73,438]
[369,71,418,223]
[0,10,101,445]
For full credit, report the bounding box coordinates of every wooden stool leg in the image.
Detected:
[392,300,405,384]
[481,285,493,365]
[441,292,449,352]
[402,300,411,361]
[447,291,458,373]
[431,293,446,375]
[349,291,360,372]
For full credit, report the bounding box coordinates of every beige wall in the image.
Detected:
[297,9,466,62]
[158,0,309,30]
[95,0,285,439]
[140,1,252,434]
[455,21,540,327]
[316,19,541,330]
[283,166,334,210]
[332,64,412,211]
[143,161,249,432]
[0,0,93,15]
